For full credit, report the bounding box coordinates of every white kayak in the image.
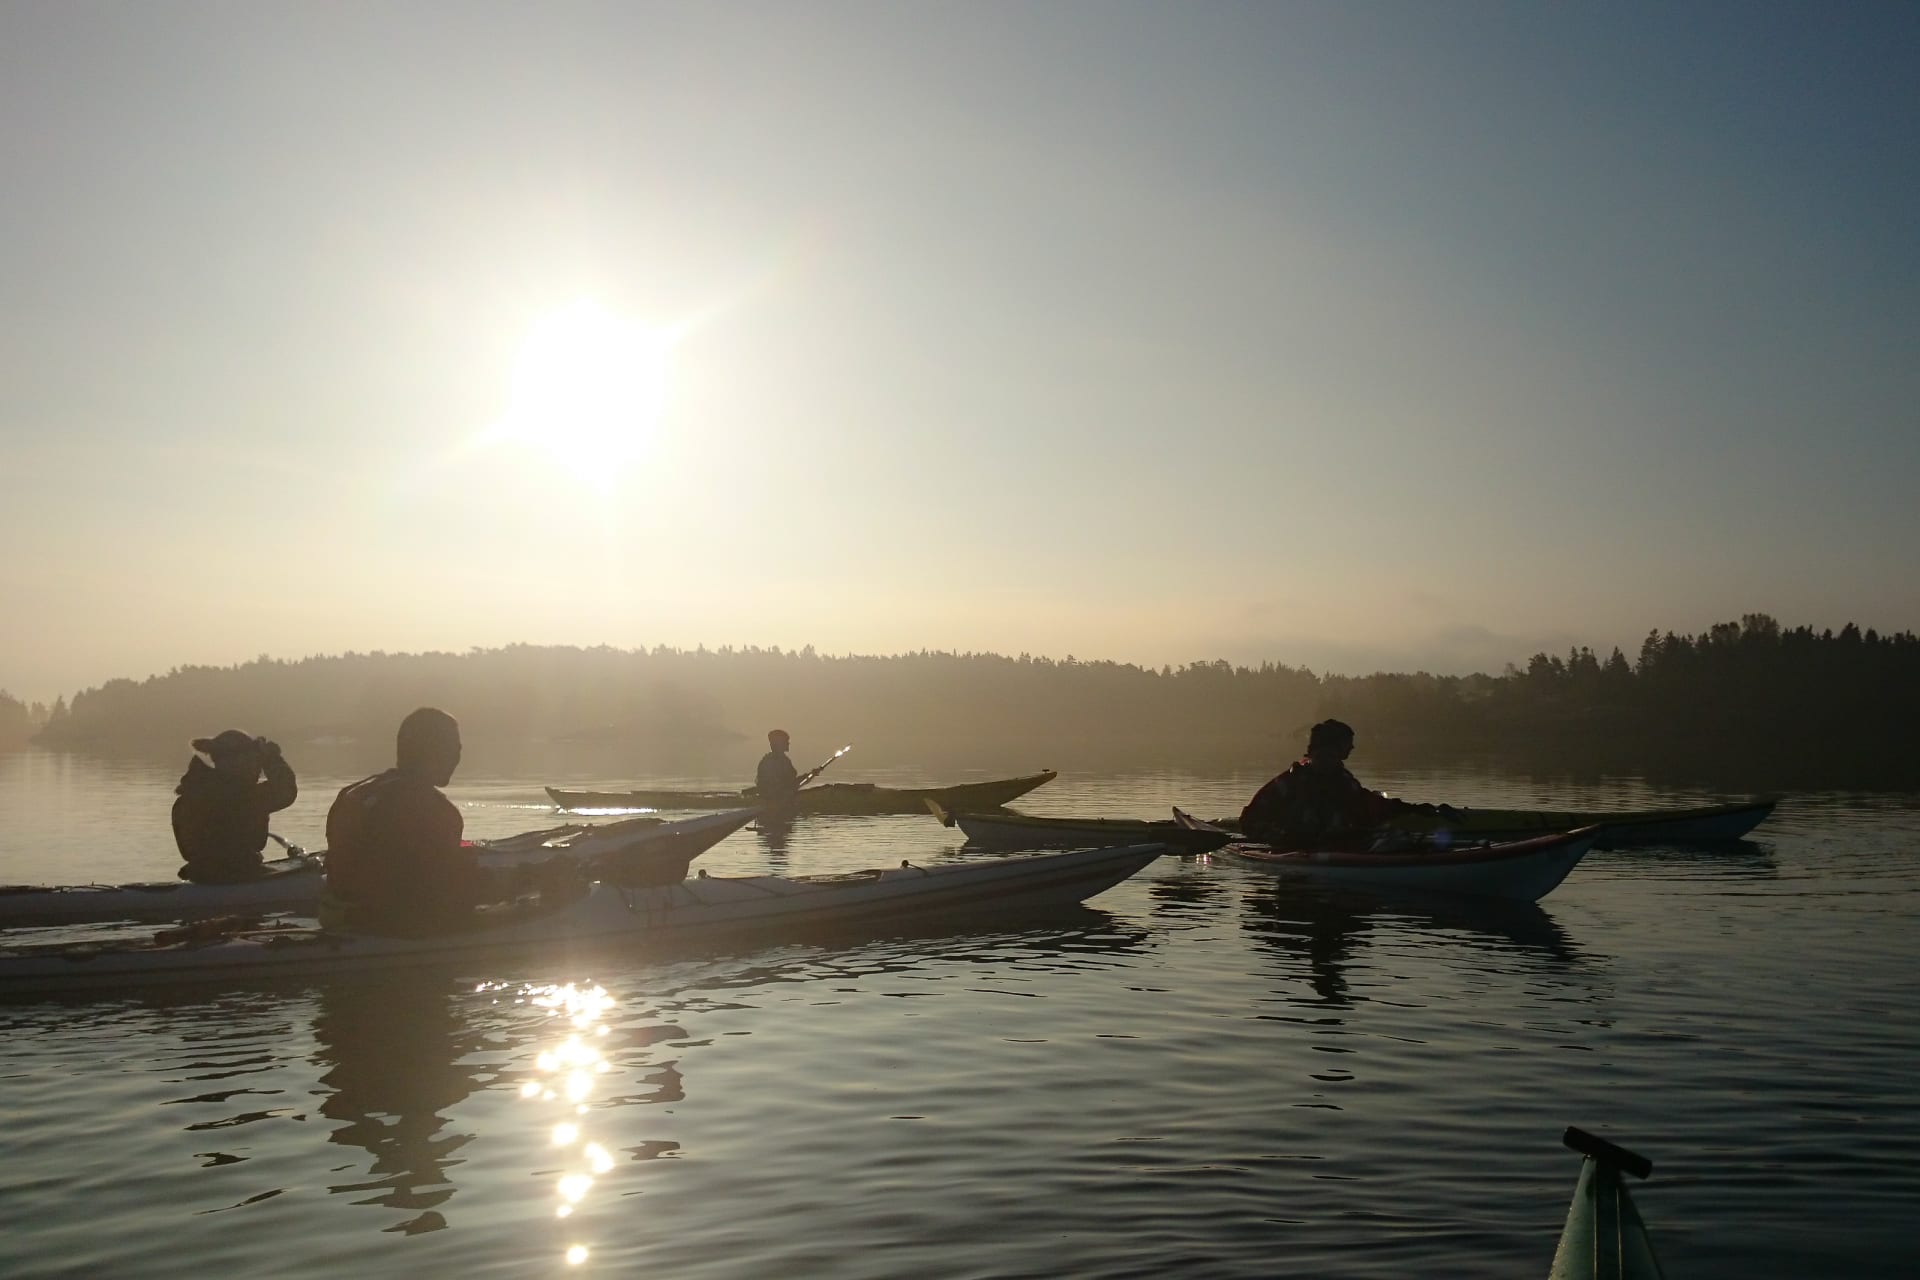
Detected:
[0,841,1165,996]
[1172,810,1600,902]
[0,809,757,928]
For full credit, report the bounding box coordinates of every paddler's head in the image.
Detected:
[768,728,790,754]
[193,728,265,780]
[1305,719,1355,765]
[397,707,462,787]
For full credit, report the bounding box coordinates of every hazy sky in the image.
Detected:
[4,2,1917,702]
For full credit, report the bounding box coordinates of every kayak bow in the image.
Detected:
[1389,797,1777,848]
[1551,1126,1667,1280]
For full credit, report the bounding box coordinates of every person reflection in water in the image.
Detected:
[323,707,494,934]
[754,728,799,804]
[1239,882,1371,1007]
[1240,719,1427,849]
[314,975,480,1233]
[756,813,794,871]
[172,729,298,883]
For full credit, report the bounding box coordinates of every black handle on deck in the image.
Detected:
[1563,1126,1653,1180]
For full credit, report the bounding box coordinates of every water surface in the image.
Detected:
[2,750,1916,1277]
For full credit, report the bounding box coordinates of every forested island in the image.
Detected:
[0,691,42,752]
[6,614,1917,785]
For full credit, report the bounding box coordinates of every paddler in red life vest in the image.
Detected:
[322,707,496,934]
[1239,719,1429,850]
[171,729,299,883]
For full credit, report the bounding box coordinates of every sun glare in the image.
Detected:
[494,301,673,489]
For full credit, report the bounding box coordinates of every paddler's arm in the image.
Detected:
[255,740,298,813]
[415,787,497,911]
[1359,782,1429,822]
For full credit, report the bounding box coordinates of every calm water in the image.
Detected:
[2,748,1918,1278]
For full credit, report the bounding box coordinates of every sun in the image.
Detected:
[494,301,674,488]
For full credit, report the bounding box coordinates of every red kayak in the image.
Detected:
[1172,811,1601,902]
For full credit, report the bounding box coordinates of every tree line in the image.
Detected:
[12,615,1919,783]
[0,690,46,750]
[1319,614,1919,782]
[22,644,1322,761]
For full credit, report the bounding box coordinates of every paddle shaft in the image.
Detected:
[794,744,852,790]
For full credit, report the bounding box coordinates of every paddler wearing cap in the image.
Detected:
[171,729,299,882]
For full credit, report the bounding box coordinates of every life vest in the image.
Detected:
[1240,760,1385,846]
[324,770,477,934]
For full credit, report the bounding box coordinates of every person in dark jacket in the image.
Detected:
[322,707,494,935]
[754,729,800,804]
[1239,719,1427,849]
[172,729,299,882]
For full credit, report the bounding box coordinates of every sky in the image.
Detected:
[3,1,1918,702]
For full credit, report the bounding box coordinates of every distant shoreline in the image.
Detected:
[8,616,1917,791]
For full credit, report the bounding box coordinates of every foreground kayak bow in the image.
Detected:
[1551,1126,1667,1280]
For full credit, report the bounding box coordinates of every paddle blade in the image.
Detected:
[796,744,854,789]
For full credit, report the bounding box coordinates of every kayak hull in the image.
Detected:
[0,809,758,928]
[1209,826,1601,902]
[1387,797,1776,848]
[547,771,1057,816]
[0,842,1163,996]
[0,857,326,928]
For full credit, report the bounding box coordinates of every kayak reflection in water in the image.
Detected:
[171,728,298,883]
[754,728,799,804]
[1239,719,1433,850]
[322,707,498,935]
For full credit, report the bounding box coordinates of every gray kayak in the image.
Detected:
[0,809,757,927]
[0,841,1165,996]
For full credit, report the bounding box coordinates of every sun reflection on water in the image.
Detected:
[507,980,618,1267]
